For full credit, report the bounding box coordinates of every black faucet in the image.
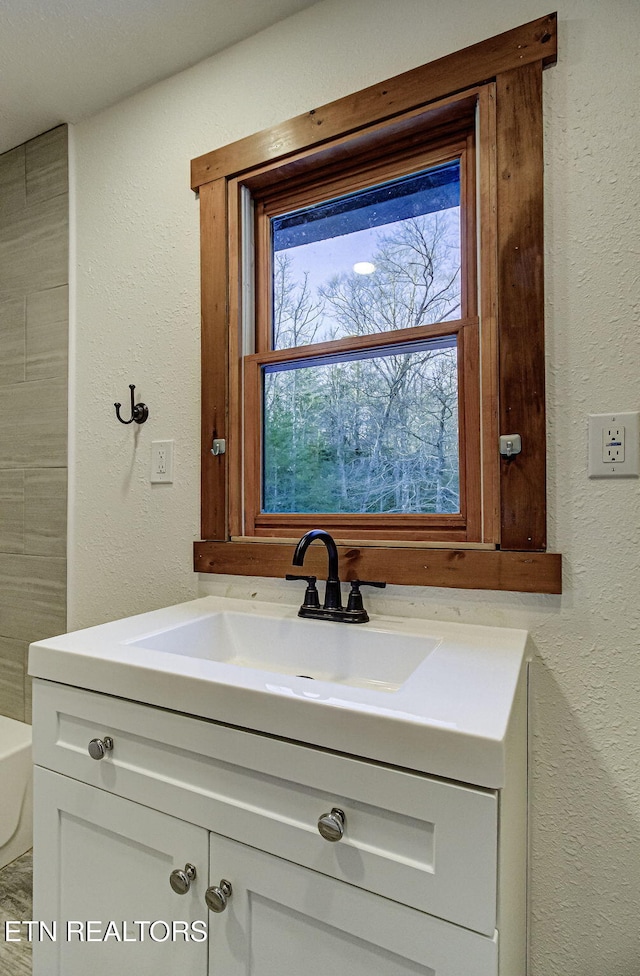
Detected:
[293,529,342,609]
[286,529,385,623]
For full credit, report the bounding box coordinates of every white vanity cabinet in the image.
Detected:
[31,674,526,976]
[33,768,209,975]
[208,833,497,976]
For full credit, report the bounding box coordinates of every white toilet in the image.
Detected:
[0,715,33,870]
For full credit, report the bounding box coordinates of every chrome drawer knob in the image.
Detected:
[317,807,346,842]
[205,880,232,913]
[88,736,114,760]
[170,863,197,894]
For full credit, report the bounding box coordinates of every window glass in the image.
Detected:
[262,337,459,515]
[271,161,461,349]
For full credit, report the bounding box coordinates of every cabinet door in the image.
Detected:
[207,835,497,976]
[33,767,209,976]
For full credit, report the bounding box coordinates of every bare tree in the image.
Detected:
[264,214,460,514]
[319,212,460,337]
[272,253,324,348]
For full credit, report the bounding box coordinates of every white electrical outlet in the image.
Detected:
[151,440,174,483]
[588,413,639,478]
[602,425,624,463]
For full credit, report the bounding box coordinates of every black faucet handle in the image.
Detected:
[346,579,386,614]
[285,574,320,609]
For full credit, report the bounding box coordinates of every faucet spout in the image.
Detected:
[292,529,341,610]
[287,529,384,622]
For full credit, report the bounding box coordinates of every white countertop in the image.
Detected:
[29,595,528,788]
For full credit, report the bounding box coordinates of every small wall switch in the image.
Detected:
[151,440,174,483]
[588,412,639,478]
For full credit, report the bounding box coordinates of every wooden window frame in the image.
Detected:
[192,13,562,594]
[245,128,480,543]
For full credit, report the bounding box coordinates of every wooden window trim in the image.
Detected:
[193,13,562,594]
[243,131,480,543]
[191,15,557,189]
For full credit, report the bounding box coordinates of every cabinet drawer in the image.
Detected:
[33,679,498,935]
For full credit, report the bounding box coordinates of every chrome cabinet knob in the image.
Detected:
[317,807,346,842]
[170,863,197,894]
[88,736,114,760]
[205,880,232,913]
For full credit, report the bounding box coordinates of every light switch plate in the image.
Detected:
[588,412,639,477]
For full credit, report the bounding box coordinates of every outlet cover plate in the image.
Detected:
[151,439,174,484]
[588,412,639,478]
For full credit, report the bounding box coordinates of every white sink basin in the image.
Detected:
[128,611,438,692]
[28,595,528,788]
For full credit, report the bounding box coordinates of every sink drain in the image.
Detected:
[296,674,314,680]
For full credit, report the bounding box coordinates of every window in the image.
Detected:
[192,13,562,593]
[245,130,481,542]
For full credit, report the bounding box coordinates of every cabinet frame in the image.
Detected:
[32,676,528,975]
[32,678,499,934]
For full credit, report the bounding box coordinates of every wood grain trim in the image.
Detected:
[232,536,496,549]
[459,321,482,539]
[227,179,244,537]
[200,179,229,540]
[457,129,481,540]
[257,138,469,219]
[461,132,477,319]
[242,358,262,535]
[194,540,562,594]
[496,62,546,550]
[246,318,474,367]
[254,200,272,355]
[477,84,500,543]
[240,93,478,199]
[197,21,558,581]
[251,514,468,544]
[191,14,557,189]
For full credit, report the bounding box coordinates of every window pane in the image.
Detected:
[262,338,459,515]
[271,161,461,350]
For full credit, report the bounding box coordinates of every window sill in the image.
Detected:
[194,540,562,594]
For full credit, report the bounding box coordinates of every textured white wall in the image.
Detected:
[71,0,640,972]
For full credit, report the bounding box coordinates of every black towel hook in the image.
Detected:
[114,384,149,425]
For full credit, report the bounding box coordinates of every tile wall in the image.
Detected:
[0,126,68,723]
